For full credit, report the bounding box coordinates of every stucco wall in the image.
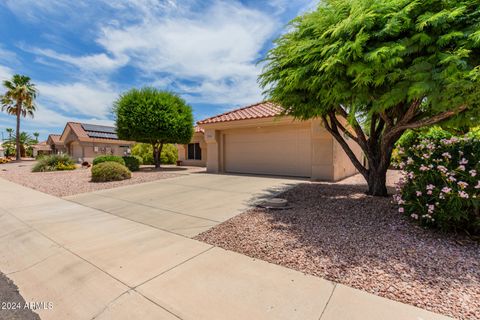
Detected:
[68,142,132,163]
[177,132,207,167]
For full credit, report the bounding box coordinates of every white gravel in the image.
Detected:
[196,171,480,320]
[0,161,201,197]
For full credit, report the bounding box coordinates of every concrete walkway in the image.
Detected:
[0,176,451,320]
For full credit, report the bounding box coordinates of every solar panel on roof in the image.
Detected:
[87,132,118,139]
[81,123,117,134]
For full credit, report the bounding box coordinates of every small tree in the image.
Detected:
[33,132,39,143]
[1,75,37,161]
[114,88,194,168]
[260,0,480,196]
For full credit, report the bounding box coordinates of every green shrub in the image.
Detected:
[92,155,125,166]
[91,161,131,182]
[32,154,76,172]
[131,143,178,165]
[393,134,480,234]
[122,155,142,171]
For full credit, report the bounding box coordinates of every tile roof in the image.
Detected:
[197,101,284,125]
[48,134,62,144]
[194,125,204,133]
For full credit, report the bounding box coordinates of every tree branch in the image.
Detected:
[335,105,368,150]
[323,114,368,178]
[387,105,468,140]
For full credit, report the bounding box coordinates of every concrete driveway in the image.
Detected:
[0,174,451,320]
[64,173,301,237]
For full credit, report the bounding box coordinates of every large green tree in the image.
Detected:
[114,88,194,168]
[1,75,37,161]
[260,0,480,196]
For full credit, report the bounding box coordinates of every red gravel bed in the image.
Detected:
[0,162,190,197]
[195,181,479,319]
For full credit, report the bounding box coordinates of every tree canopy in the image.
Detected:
[260,0,480,195]
[114,87,194,168]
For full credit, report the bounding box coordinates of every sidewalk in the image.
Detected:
[0,177,451,320]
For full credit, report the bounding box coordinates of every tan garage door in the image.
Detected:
[223,126,312,177]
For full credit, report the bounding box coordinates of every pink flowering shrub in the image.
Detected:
[393,133,480,234]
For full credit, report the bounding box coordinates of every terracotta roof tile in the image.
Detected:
[194,126,204,133]
[48,134,62,144]
[197,102,283,125]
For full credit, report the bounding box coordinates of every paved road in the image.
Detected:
[0,174,451,320]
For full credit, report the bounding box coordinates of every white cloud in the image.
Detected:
[36,81,118,118]
[0,65,14,83]
[30,48,129,74]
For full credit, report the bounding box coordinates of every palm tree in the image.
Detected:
[1,75,37,161]
[6,128,13,140]
[33,132,39,143]
[3,132,35,157]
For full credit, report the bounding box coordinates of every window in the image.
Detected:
[187,143,202,160]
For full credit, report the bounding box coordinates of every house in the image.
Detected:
[46,134,67,154]
[32,141,53,157]
[59,122,134,163]
[180,102,362,181]
[177,126,207,166]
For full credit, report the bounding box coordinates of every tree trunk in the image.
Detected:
[15,104,21,161]
[152,142,164,168]
[366,167,388,196]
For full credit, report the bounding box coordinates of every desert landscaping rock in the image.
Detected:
[0,272,40,320]
[0,162,202,197]
[196,179,480,320]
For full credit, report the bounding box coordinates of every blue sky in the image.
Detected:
[0,0,315,140]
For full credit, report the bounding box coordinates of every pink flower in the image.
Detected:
[410,213,418,220]
[441,187,452,193]
[448,176,457,182]
[416,191,422,196]
[470,170,477,177]
[458,191,469,199]
[459,158,468,165]
[442,152,451,158]
[458,165,466,171]
[457,181,468,189]
[422,153,430,159]
[427,204,435,213]
[427,190,433,195]
[475,181,480,189]
[407,157,414,165]
[426,184,435,190]
[437,165,448,174]
[420,165,429,171]
[398,207,404,213]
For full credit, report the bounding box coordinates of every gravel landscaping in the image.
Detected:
[0,161,200,197]
[196,172,480,320]
[0,272,40,320]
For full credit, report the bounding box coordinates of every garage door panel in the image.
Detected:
[224,127,311,177]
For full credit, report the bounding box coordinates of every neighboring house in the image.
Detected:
[47,134,67,154]
[177,126,207,166]
[59,122,134,163]
[188,101,362,181]
[32,141,52,157]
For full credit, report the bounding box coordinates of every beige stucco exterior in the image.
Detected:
[190,116,363,181]
[62,126,133,163]
[177,132,208,167]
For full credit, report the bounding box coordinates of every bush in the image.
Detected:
[131,143,178,165]
[122,155,142,171]
[32,154,76,172]
[91,161,131,182]
[92,155,125,166]
[393,134,480,234]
